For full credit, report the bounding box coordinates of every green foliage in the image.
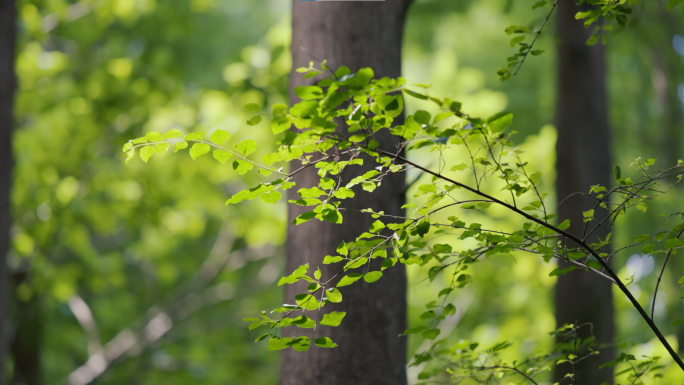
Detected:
[123,60,684,382]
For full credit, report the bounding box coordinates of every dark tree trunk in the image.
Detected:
[281,1,413,384]
[554,0,615,383]
[0,0,16,384]
[9,273,41,385]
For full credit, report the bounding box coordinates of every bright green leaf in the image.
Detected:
[320,311,346,327]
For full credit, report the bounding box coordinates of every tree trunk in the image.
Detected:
[281,1,413,384]
[9,273,41,385]
[554,0,615,383]
[0,0,17,383]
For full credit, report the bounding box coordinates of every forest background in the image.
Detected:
[3,0,684,383]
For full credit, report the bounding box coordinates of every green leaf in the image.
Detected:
[247,115,262,126]
[505,25,530,34]
[641,244,655,254]
[307,283,320,292]
[403,89,428,100]
[415,184,436,197]
[289,336,311,352]
[599,352,636,369]
[289,198,322,206]
[337,241,348,257]
[154,143,170,154]
[378,95,404,118]
[210,129,231,145]
[140,146,155,163]
[532,1,547,9]
[369,220,386,233]
[613,165,621,180]
[299,187,326,198]
[260,191,281,204]
[262,153,279,166]
[665,238,681,249]
[225,183,278,205]
[293,211,316,225]
[337,273,363,287]
[314,267,321,280]
[456,274,472,288]
[637,202,647,212]
[189,143,211,160]
[433,244,452,254]
[294,86,324,100]
[248,322,262,330]
[558,219,571,230]
[356,67,374,85]
[549,266,579,276]
[319,178,335,189]
[510,35,526,47]
[415,219,430,238]
[212,150,232,164]
[272,103,288,115]
[323,255,344,264]
[278,264,310,286]
[163,129,183,139]
[324,209,345,223]
[184,132,205,141]
[335,66,350,78]
[420,310,436,320]
[125,149,135,164]
[486,111,513,132]
[433,112,454,125]
[422,328,441,340]
[326,288,342,303]
[414,110,431,125]
[232,160,254,175]
[343,257,367,270]
[255,333,271,342]
[271,117,291,134]
[243,103,261,113]
[267,337,292,351]
[363,271,383,283]
[173,141,188,152]
[529,172,541,185]
[314,337,338,348]
[333,188,355,199]
[450,163,468,172]
[320,311,346,327]
[131,137,148,145]
[146,131,164,142]
[236,139,257,156]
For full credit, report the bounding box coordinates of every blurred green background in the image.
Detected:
[8,0,684,383]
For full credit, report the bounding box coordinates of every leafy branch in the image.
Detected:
[123,65,684,377]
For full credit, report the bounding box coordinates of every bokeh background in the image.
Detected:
[7,0,684,383]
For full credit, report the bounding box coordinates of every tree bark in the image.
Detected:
[554,0,615,383]
[0,0,17,383]
[281,1,413,384]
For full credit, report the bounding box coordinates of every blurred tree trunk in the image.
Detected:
[553,0,615,383]
[651,7,684,178]
[653,48,684,171]
[9,275,41,385]
[281,1,413,384]
[0,1,17,384]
